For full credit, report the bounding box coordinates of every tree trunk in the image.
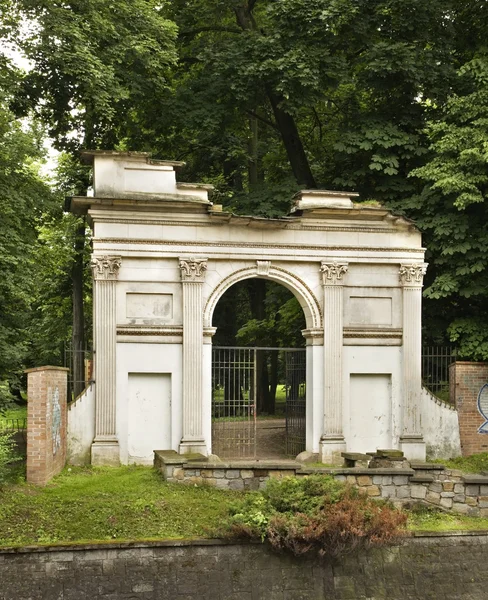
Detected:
[267,90,317,188]
[71,218,86,399]
[233,2,316,189]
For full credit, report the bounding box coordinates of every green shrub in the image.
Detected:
[226,475,407,558]
[0,432,20,485]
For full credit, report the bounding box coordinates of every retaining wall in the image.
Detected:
[1,535,488,600]
[154,452,488,516]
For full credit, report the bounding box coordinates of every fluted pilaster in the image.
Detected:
[399,263,427,460]
[179,257,207,454]
[320,262,347,463]
[91,256,121,465]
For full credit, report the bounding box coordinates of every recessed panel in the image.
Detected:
[349,296,392,326]
[128,373,171,463]
[349,374,392,453]
[126,293,173,320]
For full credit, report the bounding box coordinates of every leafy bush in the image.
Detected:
[0,432,20,485]
[226,475,407,558]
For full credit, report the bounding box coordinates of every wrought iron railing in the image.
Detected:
[421,346,457,403]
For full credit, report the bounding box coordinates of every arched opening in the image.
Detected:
[211,277,307,459]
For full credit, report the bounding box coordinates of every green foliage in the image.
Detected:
[407,504,488,532]
[226,475,407,558]
[11,0,178,150]
[0,432,19,485]
[0,466,241,546]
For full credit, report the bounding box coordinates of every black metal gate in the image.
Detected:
[285,350,306,456]
[211,347,306,459]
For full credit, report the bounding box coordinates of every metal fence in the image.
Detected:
[63,342,94,402]
[421,346,457,403]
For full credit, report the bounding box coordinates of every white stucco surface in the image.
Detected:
[421,387,461,459]
[66,152,441,465]
[67,384,95,465]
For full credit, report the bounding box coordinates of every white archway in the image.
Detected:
[204,263,322,331]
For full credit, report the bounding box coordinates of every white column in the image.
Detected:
[302,328,324,456]
[399,263,427,461]
[90,256,121,466]
[179,257,208,455]
[320,262,348,464]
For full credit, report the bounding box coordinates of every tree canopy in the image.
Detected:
[0,0,487,402]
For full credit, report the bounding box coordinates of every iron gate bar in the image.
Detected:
[211,346,306,459]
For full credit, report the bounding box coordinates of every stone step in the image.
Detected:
[409,475,434,483]
[410,462,445,471]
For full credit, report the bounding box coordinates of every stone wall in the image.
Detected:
[154,452,488,516]
[1,535,488,599]
[450,361,488,455]
[25,366,68,485]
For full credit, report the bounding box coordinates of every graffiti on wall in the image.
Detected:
[477,384,488,433]
[52,387,61,454]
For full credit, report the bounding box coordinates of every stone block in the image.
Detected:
[215,478,230,490]
[480,508,488,518]
[440,492,455,498]
[411,485,427,499]
[225,470,240,479]
[481,485,488,495]
[367,486,380,497]
[201,469,214,478]
[381,486,396,499]
[185,469,197,477]
[454,483,464,494]
[428,482,443,493]
[396,486,411,499]
[442,482,454,492]
[269,470,287,479]
[453,494,465,503]
[465,485,480,497]
[229,479,245,491]
[440,497,453,509]
[173,468,184,480]
[357,476,372,486]
[426,491,441,505]
[346,475,357,484]
[240,470,254,479]
[392,476,409,485]
[213,470,225,479]
[466,496,477,507]
[452,503,470,515]
[478,497,488,508]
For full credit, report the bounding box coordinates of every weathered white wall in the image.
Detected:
[421,387,461,459]
[343,346,402,453]
[117,343,182,465]
[67,384,95,465]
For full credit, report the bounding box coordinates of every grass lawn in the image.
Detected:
[433,453,488,474]
[1,465,488,549]
[0,466,240,547]
[0,404,27,426]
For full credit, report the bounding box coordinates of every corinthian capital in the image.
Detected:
[91,256,122,281]
[179,257,208,282]
[399,263,427,286]
[320,262,348,285]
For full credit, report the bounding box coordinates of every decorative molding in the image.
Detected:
[92,216,401,234]
[256,260,271,276]
[179,257,208,282]
[91,256,122,281]
[399,263,427,286]
[343,328,403,339]
[203,265,322,330]
[96,238,425,254]
[320,262,348,285]
[117,325,183,337]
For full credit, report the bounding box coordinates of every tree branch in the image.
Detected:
[246,110,278,131]
[248,0,258,12]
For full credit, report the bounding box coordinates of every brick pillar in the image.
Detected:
[450,361,488,456]
[25,366,69,485]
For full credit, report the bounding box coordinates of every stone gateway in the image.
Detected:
[68,151,442,466]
